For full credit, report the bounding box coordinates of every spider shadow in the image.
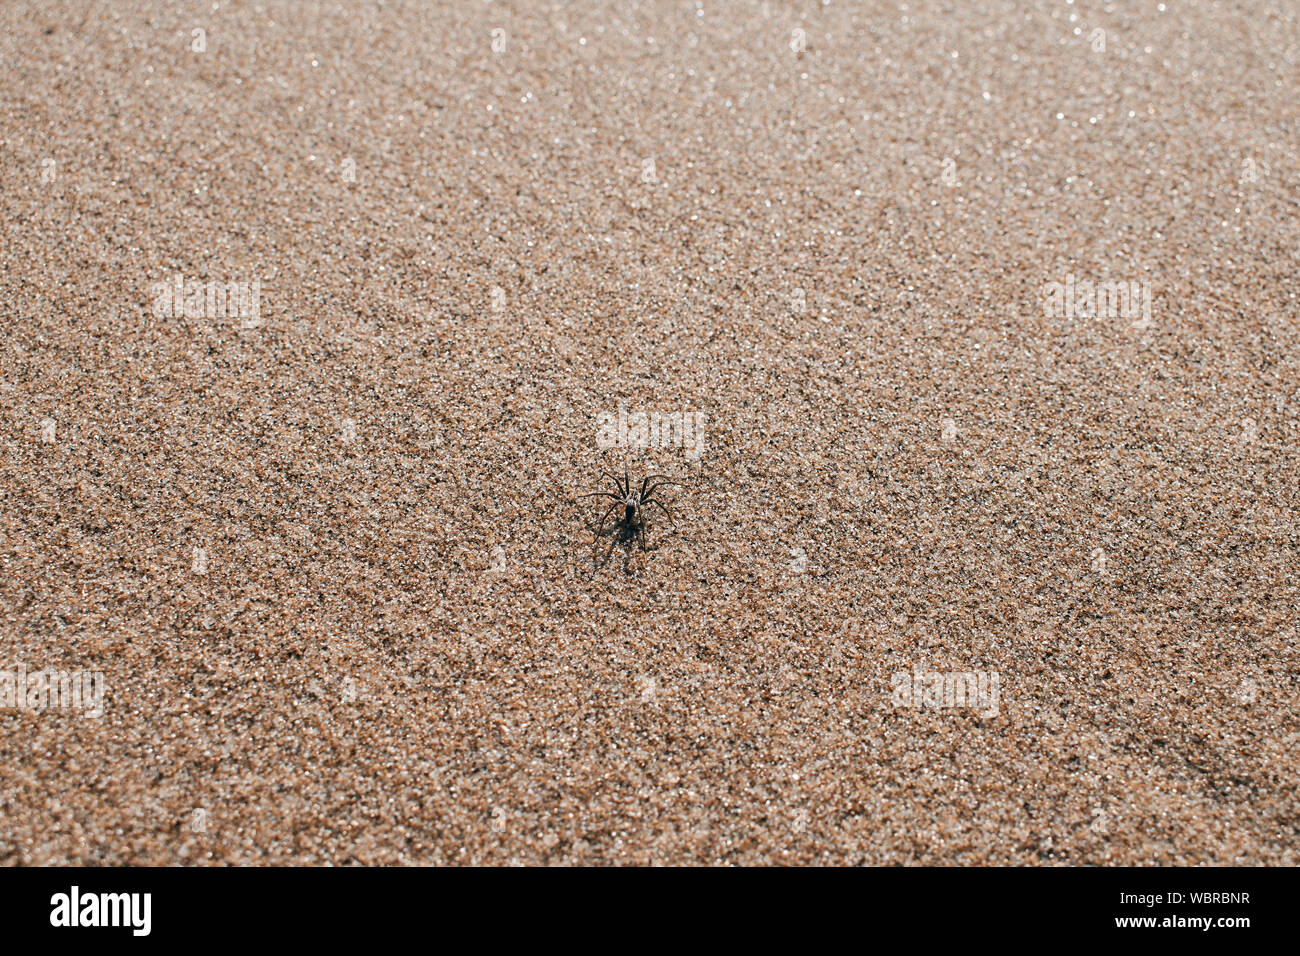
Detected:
[586,514,669,573]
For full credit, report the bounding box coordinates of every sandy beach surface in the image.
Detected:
[1,0,1297,864]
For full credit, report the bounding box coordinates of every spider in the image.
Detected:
[579,469,680,570]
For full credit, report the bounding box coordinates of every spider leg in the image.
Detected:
[601,471,626,498]
[641,475,676,497]
[591,502,620,535]
[643,499,677,529]
[640,516,664,552]
[642,480,681,504]
[578,491,621,502]
[638,473,650,500]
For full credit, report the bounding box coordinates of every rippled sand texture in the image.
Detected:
[1,1,1297,864]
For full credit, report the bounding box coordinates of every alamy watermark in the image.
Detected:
[1042,274,1152,326]
[50,886,150,936]
[891,667,999,718]
[151,273,262,327]
[1,663,105,719]
[596,403,706,460]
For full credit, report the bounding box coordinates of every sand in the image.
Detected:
[1,0,1297,865]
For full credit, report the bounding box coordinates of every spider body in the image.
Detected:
[579,469,680,569]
